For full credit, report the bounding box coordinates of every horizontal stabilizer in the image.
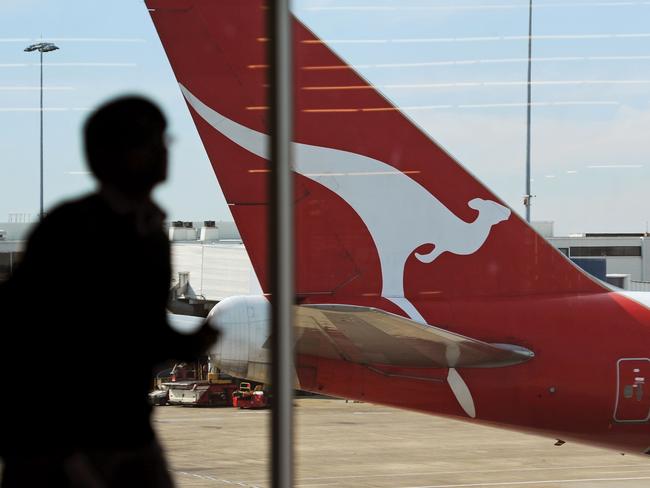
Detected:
[295,304,533,369]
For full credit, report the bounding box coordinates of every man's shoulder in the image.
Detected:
[47,193,105,218]
[27,194,106,239]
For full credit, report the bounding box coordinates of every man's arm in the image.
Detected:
[155,317,219,363]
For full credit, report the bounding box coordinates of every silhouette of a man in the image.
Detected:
[0,96,217,487]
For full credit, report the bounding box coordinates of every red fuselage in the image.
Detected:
[296,292,650,453]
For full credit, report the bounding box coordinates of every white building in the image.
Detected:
[0,222,31,281]
[3,219,650,293]
[532,221,650,291]
[170,241,261,301]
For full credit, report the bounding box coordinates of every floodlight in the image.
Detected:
[24,42,59,53]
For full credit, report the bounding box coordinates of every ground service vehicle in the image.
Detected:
[152,360,237,407]
[233,383,269,409]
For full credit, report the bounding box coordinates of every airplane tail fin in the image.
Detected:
[146,0,605,322]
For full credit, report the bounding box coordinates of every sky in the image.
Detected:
[1,0,649,235]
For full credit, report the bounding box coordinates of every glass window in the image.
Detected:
[570,246,641,257]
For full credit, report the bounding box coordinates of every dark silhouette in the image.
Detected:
[0,97,218,487]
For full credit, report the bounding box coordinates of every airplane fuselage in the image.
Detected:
[209,290,650,454]
[296,291,650,453]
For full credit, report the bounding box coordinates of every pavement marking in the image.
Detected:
[352,411,393,415]
[176,471,263,488]
[263,464,650,483]
[594,469,650,475]
[296,484,340,487]
[401,476,650,488]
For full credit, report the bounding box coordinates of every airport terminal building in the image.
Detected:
[2,220,650,296]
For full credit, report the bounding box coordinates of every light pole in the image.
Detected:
[24,42,59,220]
[524,0,533,223]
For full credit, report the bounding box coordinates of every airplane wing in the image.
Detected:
[294,304,533,369]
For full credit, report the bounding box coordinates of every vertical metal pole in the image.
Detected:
[39,50,44,220]
[525,0,533,223]
[267,1,294,488]
[200,244,205,297]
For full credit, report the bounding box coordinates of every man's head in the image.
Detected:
[84,96,168,197]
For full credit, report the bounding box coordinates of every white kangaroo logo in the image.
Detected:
[180,84,511,323]
[181,84,512,418]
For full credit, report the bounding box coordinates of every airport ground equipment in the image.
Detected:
[152,358,238,407]
[149,389,169,406]
[232,382,269,409]
[166,379,237,407]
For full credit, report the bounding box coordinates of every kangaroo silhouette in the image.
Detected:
[180,84,511,323]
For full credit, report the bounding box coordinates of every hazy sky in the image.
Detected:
[1,0,649,235]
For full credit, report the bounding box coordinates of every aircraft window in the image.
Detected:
[636,384,644,402]
[624,385,634,399]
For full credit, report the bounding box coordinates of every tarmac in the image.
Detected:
[154,398,650,488]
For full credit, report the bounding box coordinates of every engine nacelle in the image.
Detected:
[206,295,271,383]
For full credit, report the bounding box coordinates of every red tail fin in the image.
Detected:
[147,0,604,322]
